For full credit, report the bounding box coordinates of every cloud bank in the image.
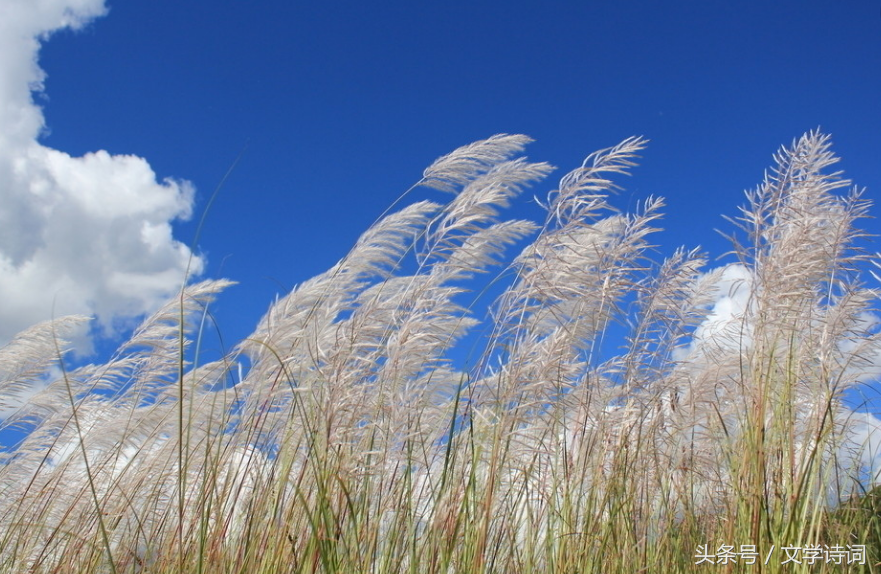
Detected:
[0,0,204,352]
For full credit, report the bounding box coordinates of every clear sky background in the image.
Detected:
[2,1,880,385]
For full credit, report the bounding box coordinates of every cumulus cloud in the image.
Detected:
[844,411,881,485]
[0,0,204,352]
[672,263,753,361]
[691,264,753,347]
[678,263,881,488]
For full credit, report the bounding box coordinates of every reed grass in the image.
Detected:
[0,131,879,573]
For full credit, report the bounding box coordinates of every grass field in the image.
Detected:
[1,131,880,573]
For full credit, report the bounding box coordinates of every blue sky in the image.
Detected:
[2,1,880,392]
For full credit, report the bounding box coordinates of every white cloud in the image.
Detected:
[676,263,881,493]
[0,0,204,352]
[672,263,753,361]
[692,263,753,346]
[841,410,881,487]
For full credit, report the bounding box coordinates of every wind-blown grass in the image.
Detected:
[1,131,879,573]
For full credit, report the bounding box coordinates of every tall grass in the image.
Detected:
[1,131,879,573]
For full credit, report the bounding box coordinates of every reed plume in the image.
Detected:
[0,131,878,573]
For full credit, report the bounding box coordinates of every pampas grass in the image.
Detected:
[0,131,879,573]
